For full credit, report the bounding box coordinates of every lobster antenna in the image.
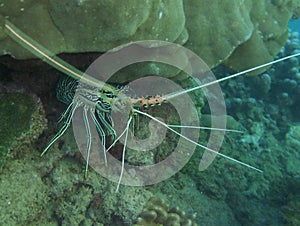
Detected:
[165,51,300,100]
[167,124,243,133]
[115,116,132,192]
[4,20,116,93]
[134,109,262,172]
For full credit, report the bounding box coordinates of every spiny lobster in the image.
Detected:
[4,20,300,191]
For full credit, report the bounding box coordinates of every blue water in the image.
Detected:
[289,18,300,31]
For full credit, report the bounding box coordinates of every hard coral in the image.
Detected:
[134,197,197,226]
[0,0,185,59]
[1,0,299,75]
[223,0,298,74]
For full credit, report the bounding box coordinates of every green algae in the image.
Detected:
[0,93,36,141]
[282,200,300,226]
[0,154,50,225]
[0,93,35,168]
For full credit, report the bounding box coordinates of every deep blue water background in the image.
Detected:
[289,18,300,31]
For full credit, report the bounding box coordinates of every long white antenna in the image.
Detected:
[4,20,116,93]
[165,52,300,100]
[168,124,243,133]
[115,116,132,192]
[134,109,262,172]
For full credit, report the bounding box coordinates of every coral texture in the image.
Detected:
[134,197,197,226]
[0,0,299,74]
[0,89,47,170]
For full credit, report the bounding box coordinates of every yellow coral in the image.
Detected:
[134,197,197,226]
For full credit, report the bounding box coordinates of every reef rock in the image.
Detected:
[0,86,47,170]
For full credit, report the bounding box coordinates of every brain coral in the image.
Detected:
[0,0,299,73]
[134,197,197,226]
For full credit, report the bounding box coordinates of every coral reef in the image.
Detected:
[269,31,300,116]
[0,2,299,225]
[282,200,300,226]
[221,30,300,135]
[148,172,240,225]
[184,0,253,69]
[0,125,153,225]
[0,86,47,170]
[223,0,297,73]
[0,145,52,225]
[95,185,153,225]
[54,185,94,226]
[134,197,197,226]
[42,128,154,225]
[184,29,300,225]
[1,0,299,74]
[0,0,186,59]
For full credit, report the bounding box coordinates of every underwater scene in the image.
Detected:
[0,1,300,225]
